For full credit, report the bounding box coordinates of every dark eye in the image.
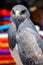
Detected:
[20,10,26,14]
[12,10,15,14]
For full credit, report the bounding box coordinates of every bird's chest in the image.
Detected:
[18,43,35,65]
[18,43,27,64]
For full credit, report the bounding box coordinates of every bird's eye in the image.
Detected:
[20,10,26,14]
[12,10,15,14]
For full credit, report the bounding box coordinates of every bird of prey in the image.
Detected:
[8,5,43,65]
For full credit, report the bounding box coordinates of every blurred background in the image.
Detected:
[0,0,43,65]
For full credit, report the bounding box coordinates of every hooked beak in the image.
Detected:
[14,10,23,21]
[15,10,20,18]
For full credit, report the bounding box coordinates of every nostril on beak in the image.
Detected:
[15,14,20,19]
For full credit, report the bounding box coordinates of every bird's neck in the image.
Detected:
[14,20,24,30]
[14,18,31,30]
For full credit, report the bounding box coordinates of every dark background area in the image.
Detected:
[0,0,43,9]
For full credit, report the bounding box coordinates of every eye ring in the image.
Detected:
[20,10,26,14]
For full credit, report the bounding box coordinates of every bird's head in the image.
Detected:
[10,5,30,22]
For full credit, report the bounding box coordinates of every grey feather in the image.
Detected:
[17,28,43,65]
[8,22,17,50]
[8,5,43,65]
